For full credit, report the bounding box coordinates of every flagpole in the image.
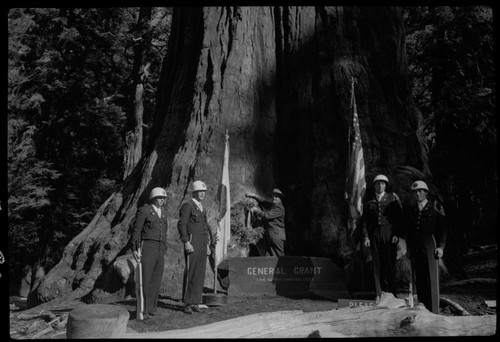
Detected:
[213,129,229,295]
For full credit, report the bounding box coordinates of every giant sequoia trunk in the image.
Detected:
[28,6,428,307]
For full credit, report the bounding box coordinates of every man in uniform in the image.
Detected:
[246,189,286,256]
[177,180,215,314]
[361,174,403,298]
[131,187,169,319]
[401,180,447,313]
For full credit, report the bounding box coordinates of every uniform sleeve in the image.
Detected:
[262,205,285,220]
[398,203,410,241]
[131,206,147,249]
[177,203,191,243]
[435,202,447,248]
[360,204,368,240]
[390,194,404,238]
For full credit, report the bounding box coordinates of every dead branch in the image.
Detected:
[440,297,471,316]
[443,278,496,287]
[17,309,56,321]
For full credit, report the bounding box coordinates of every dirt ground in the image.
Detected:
[8,248,497,338]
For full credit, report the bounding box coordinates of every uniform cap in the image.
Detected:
[373,174,389,185]
[411,180,429,192]
[150,187,167,200]
[191,180,207,192]
[271,188,285,199]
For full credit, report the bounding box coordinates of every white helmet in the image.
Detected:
[411,180,429,192]
[191,180,207,192]
[150,187,167,200]
[373,174,389,185]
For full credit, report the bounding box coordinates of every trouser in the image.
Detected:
[183,233,208,305]
[410,235,434,311]
[141,240,166,314]
[370,226,396,296]
[265,227,286,257]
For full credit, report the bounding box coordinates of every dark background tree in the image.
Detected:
[6,6,495,306]
[7,7,171,295]
[404,6,496,271]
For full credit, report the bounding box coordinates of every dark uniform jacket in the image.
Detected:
[401,200,447,249]
[177,200,213,245]
[362,192,402,240]
[131,204,169,248]
[262,203,285,231]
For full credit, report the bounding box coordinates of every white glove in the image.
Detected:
[434,247,444,258]
[363,237,370,248]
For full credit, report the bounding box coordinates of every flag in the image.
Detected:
[215,131,231,267]
[344,80,366,234]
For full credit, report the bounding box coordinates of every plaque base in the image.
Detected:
[228,256,348,299]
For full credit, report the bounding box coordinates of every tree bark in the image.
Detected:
[29,6,429,306]
[123,7,152,180]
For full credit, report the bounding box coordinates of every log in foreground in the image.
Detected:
[124,305,496,338]
[66,304,129,338]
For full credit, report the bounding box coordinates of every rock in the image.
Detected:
[113,255,137,285]
[376,292,406,309]
[66,304,129,338]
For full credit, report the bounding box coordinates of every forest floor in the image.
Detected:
[8,245,497,338]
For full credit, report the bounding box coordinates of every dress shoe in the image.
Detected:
[182,305,193,314]
[148,311,157,316]
[191,305,203,313]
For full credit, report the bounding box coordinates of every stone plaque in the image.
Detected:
[337,298,376,308]
[228,256,348,298]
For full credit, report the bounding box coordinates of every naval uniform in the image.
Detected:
[131,203,169,315]
[177,199,214,306]
[401,199,447,312]
[361,192,403,296]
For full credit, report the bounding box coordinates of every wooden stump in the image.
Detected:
[66,304,129,338]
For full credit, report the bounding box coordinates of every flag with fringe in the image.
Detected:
[344,80,366,234]
[215,131,231,266]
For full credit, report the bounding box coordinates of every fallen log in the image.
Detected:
[124,305,496,338]
[17,310,57,321]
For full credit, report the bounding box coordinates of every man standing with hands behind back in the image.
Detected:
[131,187,169,319]
[177,180,216,314]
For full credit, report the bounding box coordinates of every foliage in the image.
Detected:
[230,200,265,248]
[7,8,171,294]
[404,6,496,252]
